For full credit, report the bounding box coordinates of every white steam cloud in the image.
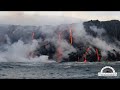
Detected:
[0,19,120,62]
[0,12,81,26]
[90,26,106,36]
[0,40,55,63]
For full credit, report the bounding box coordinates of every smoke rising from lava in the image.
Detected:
[0,20,120,62]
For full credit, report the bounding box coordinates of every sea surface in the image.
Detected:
[0,61,120,79]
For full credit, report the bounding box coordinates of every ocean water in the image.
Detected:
[0,61,120,79]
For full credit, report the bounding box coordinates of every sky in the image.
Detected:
[0,11,120,26]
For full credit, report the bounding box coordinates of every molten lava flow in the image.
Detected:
[27,51,35,59]
[28,32,35,59]
[69,28,73,45]
[57,32,62,62]
[96,48,100,61]
[57,47,62,62]
[32,32,35,40]
[87,48,90,52]
[83,54,87,63]
[83,48,90,63]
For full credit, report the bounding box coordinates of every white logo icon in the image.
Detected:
[98,66,117,76]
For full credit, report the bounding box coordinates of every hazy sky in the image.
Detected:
[0,11,120,25]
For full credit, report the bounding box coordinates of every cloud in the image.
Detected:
[0,11,81,26]
[0,11,120,26]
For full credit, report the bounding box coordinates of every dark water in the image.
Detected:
[0,62,120,79]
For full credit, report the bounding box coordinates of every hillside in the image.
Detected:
[0,20,120,62]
